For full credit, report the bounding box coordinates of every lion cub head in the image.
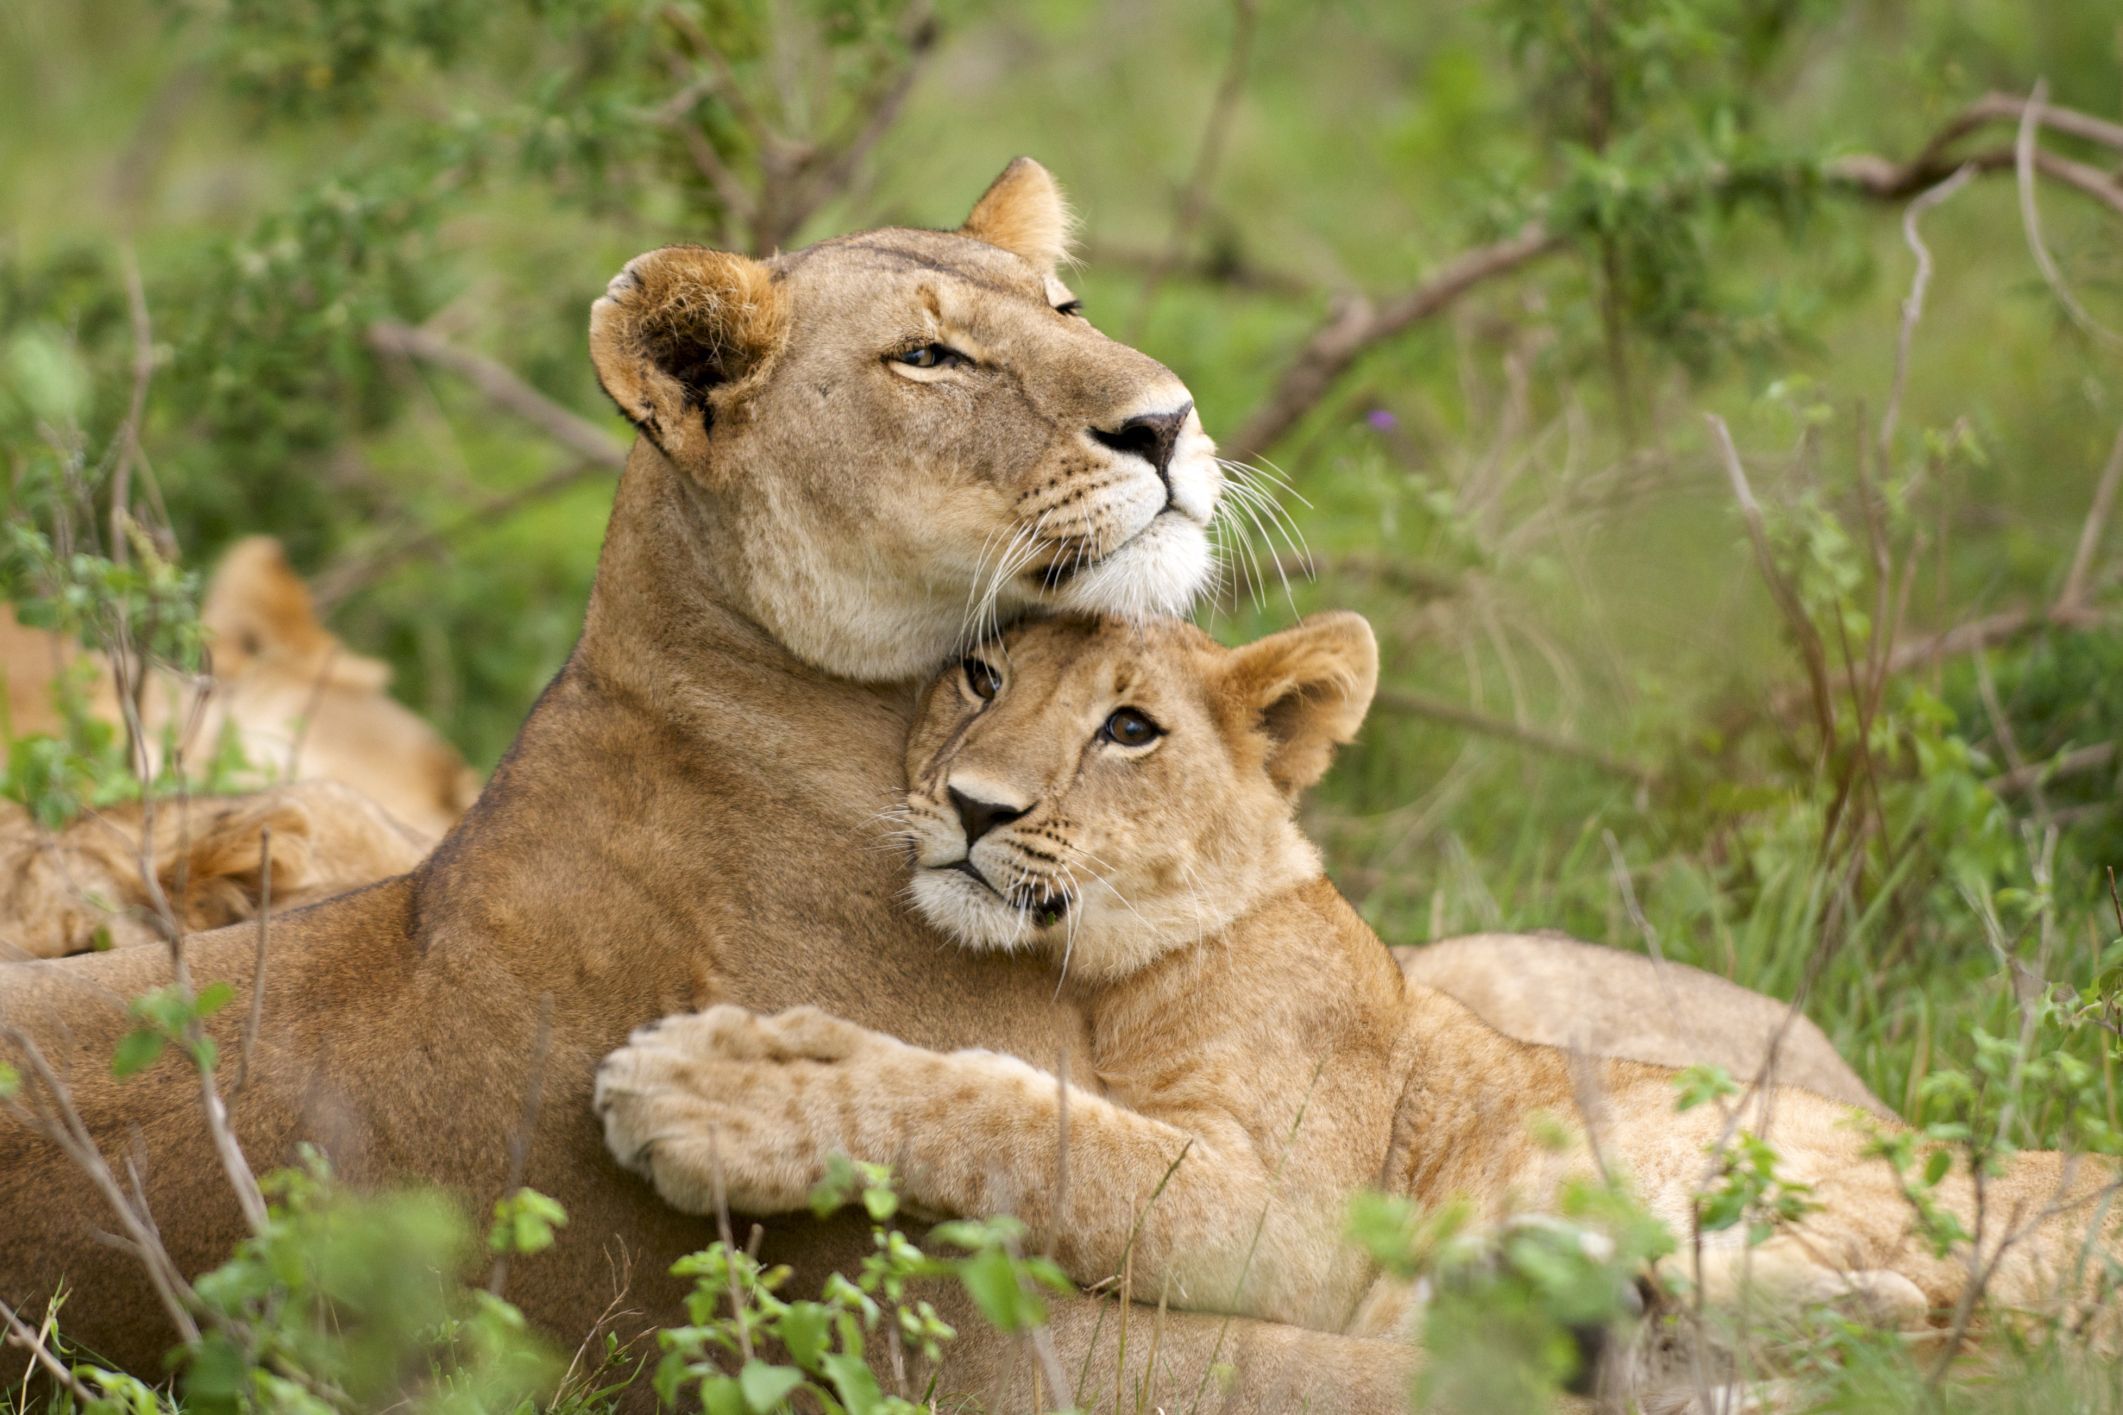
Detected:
[898,612,1378,981]
[587,159,1225,681]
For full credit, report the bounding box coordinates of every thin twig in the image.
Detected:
[1226,222,1562,460]
[1372,686,1651,784]
[1129,0,1261,339]
[106,252,154,572]
[1228,101,2123,459]
[1,1299,97,1404]
[366,322,628,469]
[2015,80,2123,349]
[2060,424,2123,612]
[486,992,556,1298]
[1986,741,2117,795]
[1705,413,1837,751]
[231,825,271,1097]
[313,458,608,608]
[1879,164,1978,459]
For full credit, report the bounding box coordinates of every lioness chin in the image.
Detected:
[600,612,2123,1404]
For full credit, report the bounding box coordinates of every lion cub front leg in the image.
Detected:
[597,1005,1274,1303]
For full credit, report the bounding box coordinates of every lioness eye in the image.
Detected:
[892,343,970,370]
[963,658,1003,701]
[1100,707,1161,747]
[1054,299,1084,318]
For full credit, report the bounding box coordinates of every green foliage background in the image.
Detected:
[8,0,2123,1117]
[6,0,2123,1405]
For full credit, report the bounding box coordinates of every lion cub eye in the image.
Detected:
[1099,707,1161,748]
[891,343,971,371]
[962,658,1003,701]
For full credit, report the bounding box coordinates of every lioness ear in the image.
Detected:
[1221,612,1379,798]
[960,157,1074,275]
[588,245,788,473]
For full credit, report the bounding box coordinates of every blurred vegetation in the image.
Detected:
[7,0,2123,1407]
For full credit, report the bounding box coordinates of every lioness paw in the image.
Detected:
[593,1006,874,1215]
[1671,1243,1931,1332]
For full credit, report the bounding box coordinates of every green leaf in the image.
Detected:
[958,1246,1045,1333]
[739,1361,807,1412]
[1922,1148,1952,1186]
[490,1187,569,1255]
[779,1301,833,1371]
[0,1061,18,1098]
[819,1350,885,1415]
[195,981,237,1017]
[111,1028,167,1078]
[699,1374,748,1415]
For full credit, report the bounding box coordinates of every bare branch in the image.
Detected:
[1987,741,2116,796]
[106,252,155,571]
[2061,423,2123,613]
[770,5,939,252]
[2015,81,2123,349]
[1225,222,1561,460]
[1226,100,2123,459]
[1129,0,1262,339]
[367,322,628,470]
[1371,686,1651,784]
[314,457,609,608]
[1,1299,98,1405]
[1879,164,1978,459]
[1081,240,1314,299]
[232,825,272,1097]
[1911,89,2123,168]
[1706,414,1837,750]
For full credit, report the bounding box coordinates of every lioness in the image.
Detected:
[1,537,481,838]
[597,612,2120,1399]
[3,160,1863,1409]
[0,781,431,960]
[1,161,1402,1410]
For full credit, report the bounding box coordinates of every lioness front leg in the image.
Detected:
[598,1005,1310,1318]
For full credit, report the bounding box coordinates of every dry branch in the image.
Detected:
[1129,0,1262,339]
[2061,425,2123,612]
[1987,741,2117,796]
[367,322,627,470]
[1226,222,1561,459]
[1225,95,2123,460]
[1706,414,1837,749]
[1371,686,1650,784]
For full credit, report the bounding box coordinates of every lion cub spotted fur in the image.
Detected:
[602,632,2119,1361]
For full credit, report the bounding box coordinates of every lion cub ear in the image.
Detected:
[1220,612,1379,798]
[960,157,1074,275]
[588,246,789,474]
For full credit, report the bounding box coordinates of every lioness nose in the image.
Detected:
[1091,402,1193,489]
[949,786,1028,844]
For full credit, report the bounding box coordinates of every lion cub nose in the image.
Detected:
[949,786,1029,844]
[1091,402,1193,490]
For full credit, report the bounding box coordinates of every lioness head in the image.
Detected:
[897,612,1378,981]
[588,159,1224,680]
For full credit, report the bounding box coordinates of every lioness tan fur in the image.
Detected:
[1396,936,1883,1114]
[598,613,2120,1401]
[3,161,1866,1410]
[0,781,431,961]
[0,538,481,838]
[0,161,1415,1411]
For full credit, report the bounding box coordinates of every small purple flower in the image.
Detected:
[1365,408,1399,432]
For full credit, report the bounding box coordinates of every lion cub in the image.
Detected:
[599,614,2119,1352]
